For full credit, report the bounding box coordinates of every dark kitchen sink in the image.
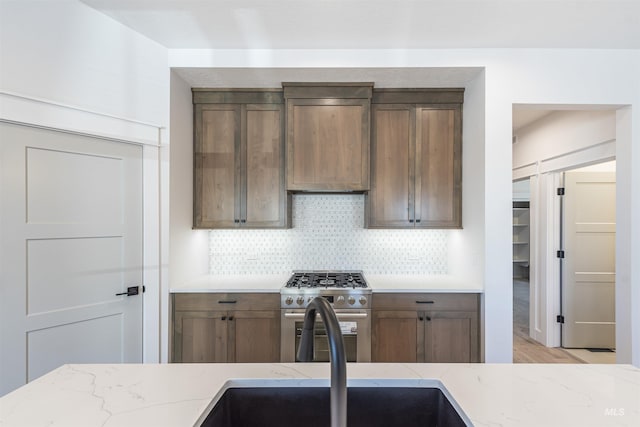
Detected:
[200,386,470,427]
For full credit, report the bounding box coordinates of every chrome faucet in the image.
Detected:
[297,296,347,427]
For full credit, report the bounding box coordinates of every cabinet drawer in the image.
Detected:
[372,293,479,311]
[173,293,280,311]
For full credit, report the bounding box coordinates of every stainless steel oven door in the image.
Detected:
[280,310,371,362]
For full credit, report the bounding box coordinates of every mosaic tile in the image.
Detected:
[210,194,448,274]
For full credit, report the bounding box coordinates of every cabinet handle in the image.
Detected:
[221,316,227,320]
[218,300,237,304]
[415,300,434,304]
[419,316,424,321]
[426,316,431,321]
[240,219,246,223]
[409,219,414,223]
[228,316,234,321]
[416,219,421,223]
[234,219,240,223]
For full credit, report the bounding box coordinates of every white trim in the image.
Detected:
[539,139,615,174]
[513,140,616,180]
[513,162,538,181]
[0,92,164,146]
[0,118,157,148]
[0,91,164,129]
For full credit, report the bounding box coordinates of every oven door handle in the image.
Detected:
[284,312,368,320]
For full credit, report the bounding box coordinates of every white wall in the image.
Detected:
[168,48,640,365]
[167,71,208,361]
[0,0,168,144]
[0,0,170,364]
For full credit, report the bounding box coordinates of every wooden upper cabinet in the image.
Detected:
[368,105,414,227]
[366,89,463,229]
[193,90,290,229]
[284,83,372,192]
[195,104,241,228]
[415,106,462,227]
[243,104,288,227]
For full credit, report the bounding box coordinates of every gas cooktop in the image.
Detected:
[281,270,370,309]
[284,270,368,290]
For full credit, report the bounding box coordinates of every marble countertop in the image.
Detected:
[1,363,639,427]
[170,274,483,293]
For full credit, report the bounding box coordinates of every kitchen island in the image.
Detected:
[1,363,638,427]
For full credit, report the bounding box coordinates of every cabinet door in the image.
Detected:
[415,106,462,228]
[173,311,228,363]
[194,104,241,228]
[243,104,288,228]
[228,310,280,362]
[372,310,422,362]
[287,98,370,191]
[367,105,415,228]
[423,311,478,363]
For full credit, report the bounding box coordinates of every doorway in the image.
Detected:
[511,107,620,364]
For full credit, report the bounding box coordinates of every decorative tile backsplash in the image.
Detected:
[209,194,448,275]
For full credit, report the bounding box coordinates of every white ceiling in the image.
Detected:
[82,0,640,49]
[78,1,632,132]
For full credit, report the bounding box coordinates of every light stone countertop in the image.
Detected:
[170,274,483,293]
[1,363,639,427]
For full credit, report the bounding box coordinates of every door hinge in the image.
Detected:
[557,187,565,195]
[557,250,565,258]
[557,315,565,324]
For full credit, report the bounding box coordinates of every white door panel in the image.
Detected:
[27,314,123,382]
[27,237,125,315]
[562,171,615,349]
[0,122,143,396]
[26,147,124,224]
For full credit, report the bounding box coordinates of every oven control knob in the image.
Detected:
[285,296,293,305]
[336,296,345,304]
[347,296,356,305]
[296,296,305,305]
[359,296,368,306]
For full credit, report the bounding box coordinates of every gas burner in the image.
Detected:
[284,271,368,290]
[281,270,370,309]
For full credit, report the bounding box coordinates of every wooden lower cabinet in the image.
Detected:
[372,310,420,362]
[172,293,280,363]
[228,310,280,363]
[424,311,478,363]
[372,293,480,363]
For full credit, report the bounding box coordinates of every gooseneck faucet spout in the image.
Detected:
[297,296,347,427]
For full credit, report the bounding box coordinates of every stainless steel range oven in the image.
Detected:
[280,271,371,363]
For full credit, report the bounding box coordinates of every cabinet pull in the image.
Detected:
[409,219,414,223]
[234,219,240,223]
[228,316,234,321]
[415,300,434,304]
[426,316,431,321]
[419,316,424,321]
[221,316,227,320]
[218,300,237,304]
[240,219,246,223]
[416,219,421,223]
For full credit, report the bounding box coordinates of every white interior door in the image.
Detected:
[0,122,143,396]
[562,171,615,349]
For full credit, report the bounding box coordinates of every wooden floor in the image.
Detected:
[512,279,584,364]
